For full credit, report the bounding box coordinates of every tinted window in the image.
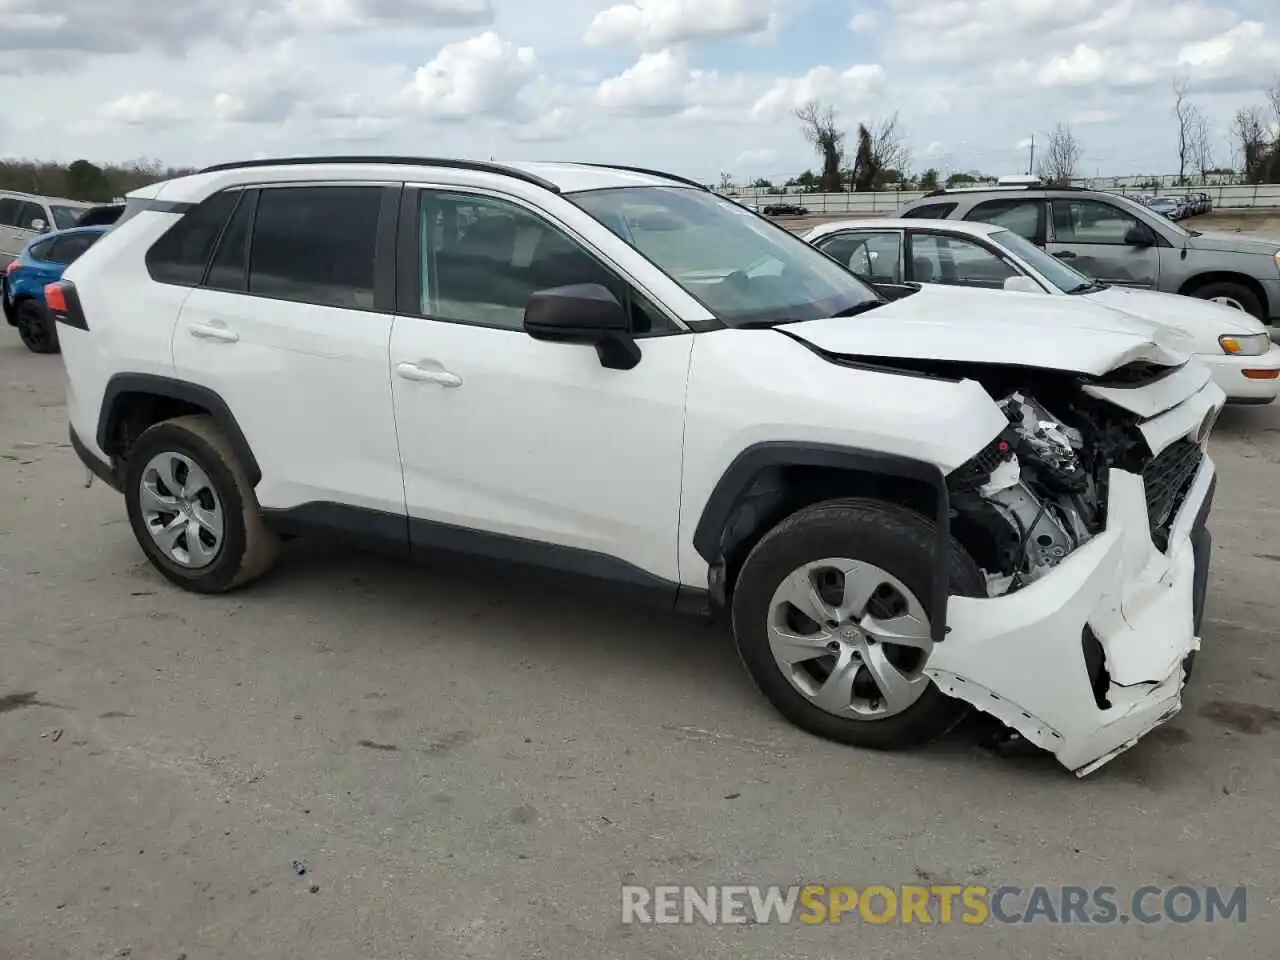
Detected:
[910,232,1017,288]
[16,202,46,231]
[901,202,957,220]
[419,190,671,334]
[147,190,240,286]
[1051,199,1141,245]
[45,233,99,265]
[0,198,20,227]
[817,231,902,283]
[965,198,1043,242]
[248,186,381,310]
[206,192,255,292]
[28,238,56,261]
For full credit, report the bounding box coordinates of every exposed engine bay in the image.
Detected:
[934,361,1207,598]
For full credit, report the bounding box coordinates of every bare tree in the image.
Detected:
[717,171,734,193]
[1036,123,1082,186]
[1173,75,1194,184]
[870,112,910,181]
[1188,111,1213,183]
[1233,105,1269,183]
[795,100,845,192]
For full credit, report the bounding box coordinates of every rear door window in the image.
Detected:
[963,198,1045,243]
[247,186,383,310]
[15,202,47,231]
[0,198,20,227]
[900,202,957,220]
[909,232,1018,288]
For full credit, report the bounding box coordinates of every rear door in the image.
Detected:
[171,183,408,524]
[11,201,50,252]
[961,196,1046,245]
[1046,197,1160,288]
[812,229,905,288]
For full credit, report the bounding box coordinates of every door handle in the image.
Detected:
[188,321,239,343]
[1053,251,1077,260]
[396,361,462,387]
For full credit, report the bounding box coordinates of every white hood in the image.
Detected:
[1083,284,1266,354]
[783,284,1193,376]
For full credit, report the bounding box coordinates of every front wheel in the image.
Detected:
[16,301,59,354]
[730,498,986,751]
[123,415,279,593]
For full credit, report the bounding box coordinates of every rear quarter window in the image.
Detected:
[145,191,239,286]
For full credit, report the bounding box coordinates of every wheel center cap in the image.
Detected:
[841,625,861,640]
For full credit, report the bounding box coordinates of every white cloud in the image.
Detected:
[586,0,779,49]
[848,9,880,33]
[736,147,779,167]
[401,31,538,119]
[100,91,187,125]
[751,64,887,121]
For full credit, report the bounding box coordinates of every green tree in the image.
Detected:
[918,168,939,190]
[65,159,114,202]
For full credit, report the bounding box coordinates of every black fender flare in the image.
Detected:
[692,441,953,643]
[96,373,262,486]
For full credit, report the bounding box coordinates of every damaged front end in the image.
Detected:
[929,359,1224,776]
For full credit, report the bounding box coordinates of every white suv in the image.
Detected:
[52,157,1225,776]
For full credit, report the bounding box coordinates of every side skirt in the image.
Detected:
[260,501,710,617]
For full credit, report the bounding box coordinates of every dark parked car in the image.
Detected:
[762,202,809,216]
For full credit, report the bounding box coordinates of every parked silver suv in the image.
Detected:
[898,186,1280,323]
[0,191,92,266]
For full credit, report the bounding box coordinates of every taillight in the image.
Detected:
[44,280,88,330]
[5,259,20,276]
[44,282,68,313]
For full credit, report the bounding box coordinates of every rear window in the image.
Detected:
[146,190,240,286]
[901,202,957,220]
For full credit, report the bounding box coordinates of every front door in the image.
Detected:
[388,187,693,584]
[1046,197,1160,288]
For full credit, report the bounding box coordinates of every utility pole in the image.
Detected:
[1027,135,1035,176]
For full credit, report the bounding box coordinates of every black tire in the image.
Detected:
[15,300,59,354]
[123,414,278,593]
[1189,281,1264,322]
[730,497,986,752]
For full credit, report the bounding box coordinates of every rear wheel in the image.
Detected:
[15,300,58,354]
[1190,281,1264,322]
[730,498,986,751]
[123,415,278,593]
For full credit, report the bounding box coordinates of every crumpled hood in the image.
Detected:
[782,283,1193,376]
[1084,284,1266,351]
[1187,231,1280,256]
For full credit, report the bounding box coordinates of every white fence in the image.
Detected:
[735,182,1280,215]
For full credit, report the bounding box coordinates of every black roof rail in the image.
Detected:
[569,162,710,191]
[924,183,1099,198]
[195,155,563,193]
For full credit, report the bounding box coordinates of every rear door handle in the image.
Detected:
[396,361,462,387]
[187,321,239,343]
[1053,251,1077,260]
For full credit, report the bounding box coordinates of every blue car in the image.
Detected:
[3,225,108,353]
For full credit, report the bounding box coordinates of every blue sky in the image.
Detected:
[1,0,1277,183]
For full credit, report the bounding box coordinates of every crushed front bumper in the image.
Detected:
[928,455,1216,777]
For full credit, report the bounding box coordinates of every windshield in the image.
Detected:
[569,186,882,327]
[50,205,84,230]
[1107,192,1191,237]
[989,229,1098,293]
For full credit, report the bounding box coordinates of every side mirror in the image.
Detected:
[1002,275,1044,295]
[1124,223,1154,247]
[30,219,47,233]
[524,283,640,370]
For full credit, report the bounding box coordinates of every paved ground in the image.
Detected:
[2,332,1279,959]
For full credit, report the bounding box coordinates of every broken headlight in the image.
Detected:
[999,391,1087,493]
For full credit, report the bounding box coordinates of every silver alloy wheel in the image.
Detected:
[1209,295,1246,311]
[767,558,934,719]
[138,451,225,568]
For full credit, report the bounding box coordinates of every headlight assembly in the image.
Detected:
[1219,332,1271,356]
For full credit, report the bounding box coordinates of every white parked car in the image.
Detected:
[804,217,1280,404]
[52,157,1224,777]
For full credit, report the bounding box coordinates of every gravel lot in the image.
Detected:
[3,292,1280,957]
